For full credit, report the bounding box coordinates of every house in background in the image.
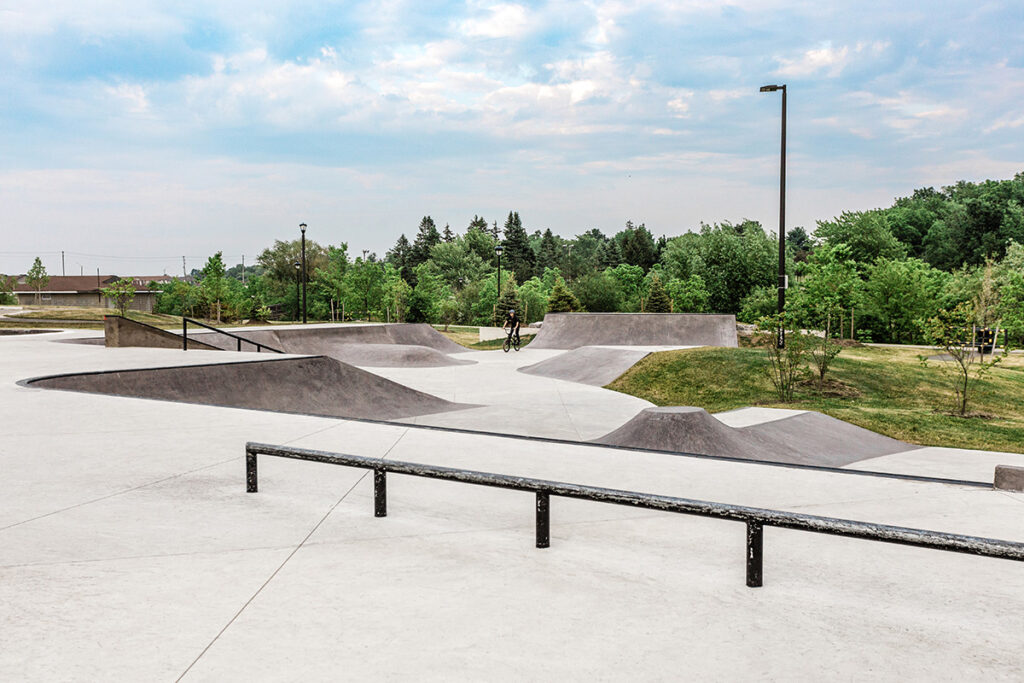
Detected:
[13,275,168,313]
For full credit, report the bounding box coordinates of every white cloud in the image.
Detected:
[775,41,888,78]
[459,3,530,39]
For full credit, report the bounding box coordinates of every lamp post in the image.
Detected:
[760,83,787,349]
[299,223,307,324]
[494,244,504,303]
[293,261,301,322]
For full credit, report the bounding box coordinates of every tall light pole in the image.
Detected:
[299,223,307,324]
[293,261,301,322]
[760,83,787,348]
[494,244,504,304]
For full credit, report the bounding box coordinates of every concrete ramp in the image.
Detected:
[27,356,473,420]
[327,343,474,368]
[594,406,917,466]
[518,347,651,386]
[529,313,738,350]
[191,323,470,362]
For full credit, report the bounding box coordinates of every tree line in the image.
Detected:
[7,171,1016,345]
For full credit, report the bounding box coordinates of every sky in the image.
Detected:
[1,0,1022,277]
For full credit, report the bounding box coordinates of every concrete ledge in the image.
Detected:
[105,315,220,350]
[995,465,1024,492]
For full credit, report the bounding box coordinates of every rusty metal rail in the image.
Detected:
[245,442,1024,588]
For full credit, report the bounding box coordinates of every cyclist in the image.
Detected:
[502,308,521,347]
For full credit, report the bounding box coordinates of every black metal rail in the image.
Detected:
[244,442,1024,588]
[182,317,284,353]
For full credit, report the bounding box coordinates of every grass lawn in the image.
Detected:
[606,344,1024,454]
[10,307,179,327]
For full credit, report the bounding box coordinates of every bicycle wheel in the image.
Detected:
[512,336,520,351]
[503,337,511,352]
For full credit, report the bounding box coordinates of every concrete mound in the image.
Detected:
[328,343,474,367]
[593,406,917,466]
[27,356,472,420]
[528,313,738,350]
[518,347,651,386]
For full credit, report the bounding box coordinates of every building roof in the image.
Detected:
[14,275,120,293]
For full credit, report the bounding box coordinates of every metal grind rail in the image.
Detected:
[182,317,284,354]
[245,442,1024,588]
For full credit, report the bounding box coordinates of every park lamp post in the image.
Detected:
[299,223,307,324]
[760,83,787,349]
[293,261,301,322]
[494,244,504,303]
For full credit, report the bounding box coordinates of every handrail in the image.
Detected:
[245,442,1024,588]
[182,317,284,354]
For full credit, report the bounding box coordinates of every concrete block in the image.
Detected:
[994,465,1024,492]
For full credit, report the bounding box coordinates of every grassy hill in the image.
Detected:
[606,345,1024,454]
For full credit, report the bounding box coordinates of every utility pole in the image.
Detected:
[61,251,65,276]
[242,255,246,284]
[182,256,186,278]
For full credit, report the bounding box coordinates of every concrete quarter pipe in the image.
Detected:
[528,313,738,350]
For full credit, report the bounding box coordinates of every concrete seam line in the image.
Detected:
[551,378,585,442]
[0,456,238,534]
[175,470,371,682]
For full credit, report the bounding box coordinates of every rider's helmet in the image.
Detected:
[508,309,515,315]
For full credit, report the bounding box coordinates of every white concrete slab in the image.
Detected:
[2,331,1024,679]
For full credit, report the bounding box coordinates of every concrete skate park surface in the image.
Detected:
[519,345,670,386]
[528,312,738,349]
[5,329,1024,679]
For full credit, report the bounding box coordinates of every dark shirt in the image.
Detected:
[504,314,521,331]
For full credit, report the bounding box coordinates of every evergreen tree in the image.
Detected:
[442,223,454,242]
[493,277,522,325]
[598,239,623,269]
[386,234,410,270]
[502,211,536,284]
[646,272,672,312]
[547,277,581,313]
[467,215,489,233]
[618,222,657,271]
[537,228,560,272]
[409,216,441,269]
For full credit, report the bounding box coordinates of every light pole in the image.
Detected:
[760,83,787,348]
[293,261,301,321]
[299,223,307,324]
[494,244,504,304]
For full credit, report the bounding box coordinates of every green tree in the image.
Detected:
[517,276,549,323]
[381,264,412,322]
[313,243,350,321]
[344,257,384,321]
[791,244,861,337]
[996,241,1024,345]
[737,285,776,323]
[429,238,488,290]
[493,278,522,325]
[863,258,947,343]
[616,221,657,271]
[199,252,230,322]
[102,278,136,316]
[756,312,810,402]
[536,229,561,273]
[386,234,412,279]
[501,211,536,284]
[920,303,1002,416]
[547,276,582,313]
[26,257,49,304]
[408,216,442,276]
[646,272,672,312]
[0,274,16,305]
[572,271,620,312]
[608,263,646,311]
[667,275,710,313]
[815,210,906,266]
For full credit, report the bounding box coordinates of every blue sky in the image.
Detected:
[1,0,1022,276]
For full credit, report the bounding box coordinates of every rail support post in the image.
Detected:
[746,521,763,588]
[246,451,258,492]
[374,468,387,517]
[536,492,550,548]
[182,319,188,350]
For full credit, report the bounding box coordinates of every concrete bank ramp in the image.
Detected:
[529,313,738,350]
[593,406,917,466]
[518,347,651,386]
[191,323,473,367]
[27,356,472,420]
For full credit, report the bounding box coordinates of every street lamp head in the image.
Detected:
[494,245,504,255]
[294,261,300,269]
[759,84,781,92]
[299,223,307,233]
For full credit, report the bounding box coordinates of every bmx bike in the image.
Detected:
[502,328,521,352]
